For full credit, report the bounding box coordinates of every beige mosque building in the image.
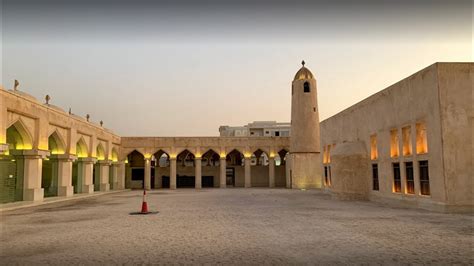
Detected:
[0,62,472,213]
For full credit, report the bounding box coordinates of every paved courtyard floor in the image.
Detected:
[0,189,472,265]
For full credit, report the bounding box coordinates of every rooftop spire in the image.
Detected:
[301,60,305,67]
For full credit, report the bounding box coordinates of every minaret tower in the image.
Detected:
[288,61,322,188]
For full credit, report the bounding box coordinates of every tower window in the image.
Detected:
[405,162,414,194]
[419,160,430,195]
[393,163,401,193]
[304,82,310,93]
[372,164,379,191]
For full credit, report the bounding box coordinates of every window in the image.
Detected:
[402,126,412,156]
[324,166,328,186]
[390,129,399,158]
[419,160,430,195]
[328,166,332,185]
[265,131,269,134]
[405,162,414,194]
[304,82,310,93]
[275,131,280,137]
[393,163,401,193]
[370,134,378,160]
[372,164,379,191]
[416,123,428,154]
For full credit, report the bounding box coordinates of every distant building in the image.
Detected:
[219,121,291,137]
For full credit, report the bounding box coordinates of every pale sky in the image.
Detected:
[1,0,472,136]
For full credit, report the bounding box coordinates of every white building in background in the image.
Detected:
[219,121,291,137]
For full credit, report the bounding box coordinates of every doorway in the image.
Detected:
[226,167,235,187]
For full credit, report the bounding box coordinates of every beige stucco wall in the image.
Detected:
[320,63,473,212]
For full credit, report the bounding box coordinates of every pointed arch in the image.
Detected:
[226,149,244,166]
[48,130,66,155]
[177,149,195,167]
[252,148,269,166]
[153,149,170,167]
[111,147,119,162]
[202,149,220,166]
[96,143,106,160]
[6,119,33,150]
[127,149,145,167]
[75,137,89,158]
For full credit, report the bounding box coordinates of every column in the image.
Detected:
[269,156,275,188]
[56,154,76,197]
[98,161,110,192]
[286,155,291,188]
[144,158,151,190]
[117,161,126,189]
[170,158,177,189]
[110,163,119,190]
[219,157,226,188]
[195,157,202,189]
[13,150,49,201]
[76,158,94,193]
[244,157,251,188]
[411,123,421,195]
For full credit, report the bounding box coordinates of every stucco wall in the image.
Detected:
[320,63,472,211]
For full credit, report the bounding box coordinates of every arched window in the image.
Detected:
[304,82,310,93]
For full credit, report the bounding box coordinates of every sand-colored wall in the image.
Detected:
[320,63,472,211]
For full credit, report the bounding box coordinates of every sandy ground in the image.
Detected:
[0,189,472,265]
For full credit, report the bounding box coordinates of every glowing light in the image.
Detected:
[244,153,252,159]
[170,154,177,159]
[11,159,15,162]
[124,159,129,164]
[144,153,152,159]
[220,153,226,158]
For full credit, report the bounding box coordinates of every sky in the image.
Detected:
[0,0,472,136]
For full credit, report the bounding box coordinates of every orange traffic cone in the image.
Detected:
[140,189,149,214]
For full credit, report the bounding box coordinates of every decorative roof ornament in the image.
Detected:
[68,108,72,115]
[14,80,19,91]
[45,95,51,104]
[100,120,103,127]
[86,114,90,122]
[302,60,305,67]
[293,60,314,81]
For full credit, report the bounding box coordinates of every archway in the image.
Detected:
[153,149,170,188]
[276,149,289,187]
[250,149,269,187]
[225,149,244,187]
[176,149,195,188]
[201,149,220,188]
[125,150,145,189]
[0,121,33,203]
[42,131,66,197]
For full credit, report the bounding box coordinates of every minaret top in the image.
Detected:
[293,60,314,81]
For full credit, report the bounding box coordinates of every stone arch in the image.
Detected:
[226,149,244,166]
[6,119,33,150]
[76,137,89,158]
[177,149,195,167]
[48,130,66,155]
[96,143,106,160]
[110,147,119,162]
[277,149,289,166]
[251,148,269,166]
[202,149,220,166]
[153,149,170,167]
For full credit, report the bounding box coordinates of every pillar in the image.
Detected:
[170,158,177,189]
[98,161,110,192]
[269,157,275,188]
[110,163,119,190]
[286,156,291,188]
[244,157,251,188]
[117,161,126,189]
[411,123,421,195]
[195,157,202,189]
[219,157,226,188]
[55,154,76,197]
[13,150,49,201]
[77,158,95,193]
[144,158,151,190]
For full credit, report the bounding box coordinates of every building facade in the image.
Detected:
[320,63,472,212]
[0,62,472,213]
[219,121,291,137]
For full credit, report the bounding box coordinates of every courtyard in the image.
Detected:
[0,189,472,265]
